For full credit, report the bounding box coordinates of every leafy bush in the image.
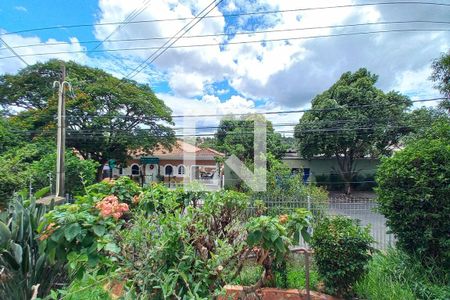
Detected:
[48,270,125,300]
[117,188,252,299]
[27,150,99,196]
[0,196,65,299]
[355,249,450,300]
[310,216,374,297]
[245,209,311,289]
[39,194,128,277]
[79,176,141,205]
[376,121,450,270]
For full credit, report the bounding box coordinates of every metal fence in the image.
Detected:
[249,194,395,250]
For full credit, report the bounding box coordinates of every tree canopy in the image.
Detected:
[214,115,288,163]
[0,60,175,172]
[431,51,450,111]
[294,68,411,193]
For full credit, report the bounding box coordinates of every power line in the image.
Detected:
[124,0,225,80]
[89,0,153,52]
[0,36,29,66]
[6,20,449,50]
[9,119,438,137]
[5,97,444,120]
[170,98,445,118]
[1,1,449,37]
[2,28,449,61]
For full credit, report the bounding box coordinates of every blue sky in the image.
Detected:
[0,0,449,130]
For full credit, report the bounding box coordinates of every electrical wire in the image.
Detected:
[2,28,449,61]
[124,0,225,80]
[0,36,29,66]
[6,20,449,51]
[4,97,444,120]
[1,1,449,37]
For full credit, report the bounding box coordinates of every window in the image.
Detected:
[119,166,123,175]
[131,164,140,175]
[164,165,173,176]
[178,165,185,176]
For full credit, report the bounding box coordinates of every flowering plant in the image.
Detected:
[96,195,129,219]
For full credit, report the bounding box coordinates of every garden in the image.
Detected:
[0,121,449,300]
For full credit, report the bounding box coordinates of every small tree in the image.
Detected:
[376,120,450,270]
[295,68,411,194]
[310,216,374,297]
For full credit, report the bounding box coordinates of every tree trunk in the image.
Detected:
[336,152,354,195]
[344,181,352,195]
[96,158,108,182]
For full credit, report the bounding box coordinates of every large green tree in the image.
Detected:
[294,68,411,194]
[0,60,175,177]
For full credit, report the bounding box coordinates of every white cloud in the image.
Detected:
[94,0,449,108]
[0,32,88,74]
[14,6,27,12]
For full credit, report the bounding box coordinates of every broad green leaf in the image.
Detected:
[104,242,120,253]
[64,223,81,242]
[0,221,11,248]
[92,225,106,236]
[11,242,23,264]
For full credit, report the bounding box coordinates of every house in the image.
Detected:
[107,141,224,189]
[222,149,379,189]
[281,149,379,183]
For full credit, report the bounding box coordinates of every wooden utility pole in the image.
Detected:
[55,64,69,198]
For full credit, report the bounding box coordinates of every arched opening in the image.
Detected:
[131,164,140,176]
[164,165,173,176]
[178,165,185,176]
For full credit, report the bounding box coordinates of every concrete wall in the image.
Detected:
[282,157,379,179]
[223,157,379,188]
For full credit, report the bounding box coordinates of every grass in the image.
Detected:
[355,248,450,300]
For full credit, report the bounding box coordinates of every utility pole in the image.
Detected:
[54,63,71,198]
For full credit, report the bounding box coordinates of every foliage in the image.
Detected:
[47,269,134,300]
[0,142,52,206]
[245,209,311,288]
[0,60,175,174]
[315,172,376,191]
[310,216,374,297]
[27,150,99,196]
[214,115,288,162]
[0,196,65,299]
[232,259,320,291]
[431,51,450,100]
[117,187,251,299]
[77,176,141,205]
[376,120,450,270]
[405,106,449,142]
[250,154,328,218]
[38,195,127,277]
[295,68,411,193]
[355,249,450,300]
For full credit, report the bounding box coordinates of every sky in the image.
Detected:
[0,0,449,133]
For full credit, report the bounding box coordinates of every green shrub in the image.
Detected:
[117,189,252,299]
[376,121,450,270]
[0,196,65,299]
[355,249,450,300]
[310,216,374,297]
[39,197,126,277]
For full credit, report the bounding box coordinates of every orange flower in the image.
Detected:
[96,195,128,220]
[279,214,289,224]
[132,194,140,204]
